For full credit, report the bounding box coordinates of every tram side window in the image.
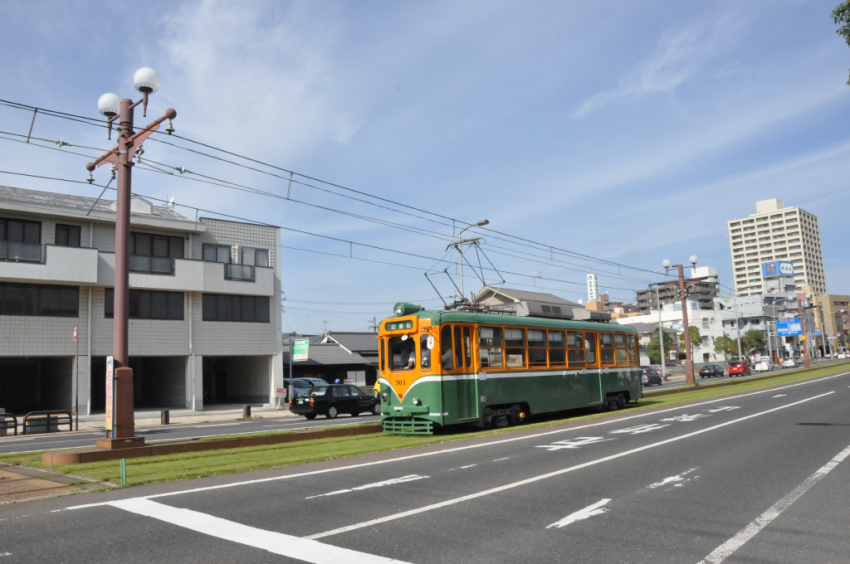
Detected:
[479,326,503,368]
[420,334,432,370]
[505,328,526,368]
[528,329,547,367]
[380,339,385,372]
[627,335,637,365]
[389,336,416,371]
[600,333,615,364]
[614,333,628,365]
[567,331,585,367]
[585,333,597,365]
[548,330,566,366]
[441,325,454,371]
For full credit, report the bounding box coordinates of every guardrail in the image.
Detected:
[0,414,18,436]
[22,410,72,435]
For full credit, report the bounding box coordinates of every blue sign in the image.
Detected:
[814,331,821,337]
[777,319,802,337]
[762,261,794,278]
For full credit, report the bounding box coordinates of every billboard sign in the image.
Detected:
[762,261,794,278]
[292,339,310,362]
[777,319,802,337]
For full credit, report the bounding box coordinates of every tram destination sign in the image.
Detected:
[386,320,413,331]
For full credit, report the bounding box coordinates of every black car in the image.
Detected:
[282,378,324,402]
[641,366,662,386]
[289,384,380,420]
[699,364,724,378]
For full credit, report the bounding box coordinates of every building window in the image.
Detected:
[55,224,81,247]
[202,294,270,322]
[241,247,270,268]
[104,289,184,320]
[0,282,78,317]
[130,232,183,274]
[0,218,41,262]
[203,243,232,263]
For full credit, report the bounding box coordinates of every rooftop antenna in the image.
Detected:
[323,320,330,334]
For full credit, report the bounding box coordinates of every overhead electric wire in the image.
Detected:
[0,97,666,280]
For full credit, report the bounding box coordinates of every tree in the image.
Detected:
[647,328,675,364]
[742,329,766,355]
[714,334,737,358]
[832,1,850,85]
[679,326,702,358]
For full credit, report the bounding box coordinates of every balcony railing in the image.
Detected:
[0,241,41,263]
[129,255,174,275]
[225,263,254,281]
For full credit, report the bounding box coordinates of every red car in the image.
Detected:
[728,361,751,377]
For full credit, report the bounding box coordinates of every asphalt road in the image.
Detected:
[0,412,381,456]
[2,370,850,563]
[648,357,841,391]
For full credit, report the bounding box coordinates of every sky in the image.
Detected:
[1,0,849,335]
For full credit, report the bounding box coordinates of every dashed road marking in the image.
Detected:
[460,465,477,469]
[773,394,786,398]
[546,499,611,529]
[493,457,511,462]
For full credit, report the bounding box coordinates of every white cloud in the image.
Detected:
[574,14,740,119]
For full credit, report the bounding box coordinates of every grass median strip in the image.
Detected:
[1,363,847,490]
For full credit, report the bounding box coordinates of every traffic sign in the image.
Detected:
[777,319,802,337]
[293,339,310,362]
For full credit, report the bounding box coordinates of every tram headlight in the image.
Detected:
[412,398,421,406]
[381,392,388,401]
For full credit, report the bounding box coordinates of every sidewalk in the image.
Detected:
[71,403,300,432]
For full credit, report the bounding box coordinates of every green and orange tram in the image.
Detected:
[377,302,642,434]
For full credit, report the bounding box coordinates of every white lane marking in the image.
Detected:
[460,465,477,469]
[697,440,850,564]
[706,407,739,413]
[536,437,611,451]
[64,372,850,510]
[772,394,786,398]
[610,424,670,435]
[305,392,834,540]
[647,468,698,489]
[109,498,410,564]
[192,423,246,429]
[0,553,12,558]
[546,499,611,529]
[660,414,708,422]
[493,457,511,462]
[305,475,427,499]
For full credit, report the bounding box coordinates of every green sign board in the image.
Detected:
[292,339,310,362]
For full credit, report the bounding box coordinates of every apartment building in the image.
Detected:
[727,199,826,297]
[634,266,720,314]
[0,185,283,415]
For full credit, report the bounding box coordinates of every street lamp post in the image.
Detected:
[652,268,667,381]
[663,256,700,386]
[86,68,176,448]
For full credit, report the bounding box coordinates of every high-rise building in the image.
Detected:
[634,266,719,314]
[727,199,826,297]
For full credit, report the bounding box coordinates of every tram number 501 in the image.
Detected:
[395,379,406,387]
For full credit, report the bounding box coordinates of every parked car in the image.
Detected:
[699,364,724,378]
[640,366,662,387]
[781,358,797,368]
[728,361,751,377]
[650,364,671,378]
[795,356,805,366]
[289,384,380,419]
[754,357,775,372]
[838,352,849,359]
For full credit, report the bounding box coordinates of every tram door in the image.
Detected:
[440,324,479,422]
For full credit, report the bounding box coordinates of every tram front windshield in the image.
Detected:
[389,336,416,370]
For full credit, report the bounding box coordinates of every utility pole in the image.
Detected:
[662,256,701,387]
[86,68,176,449]
[797,293,811,369]
[368,317,378,333]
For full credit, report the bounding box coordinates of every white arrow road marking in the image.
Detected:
[706,406,740,413]
[305,475,427,499]
[536,437,611,451]
[546,499,612,529]
[660,414,708,422]
[772,394,786,398]
[698,440,850,564]
[609,424,669,434]
[647,468,698,489]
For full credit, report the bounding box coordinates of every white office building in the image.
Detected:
[0,185,283,415]
[727,199,826,297]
